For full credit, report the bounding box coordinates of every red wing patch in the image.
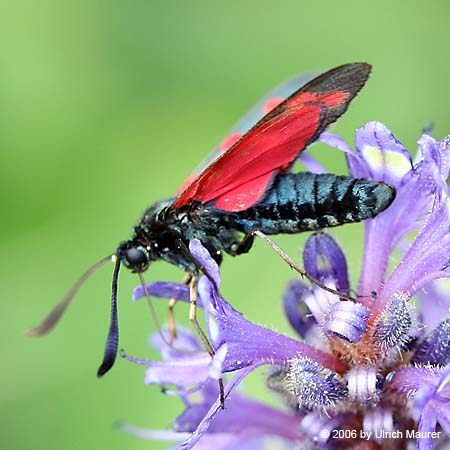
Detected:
[172,63,371,212]
[173,103,325,211]
[213,171,274,211]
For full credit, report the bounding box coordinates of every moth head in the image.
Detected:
[121,243,151,273]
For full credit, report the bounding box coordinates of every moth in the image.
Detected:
[31,63,395,383]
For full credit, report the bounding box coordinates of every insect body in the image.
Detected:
[125,172,393,272]
[32,63,396,380]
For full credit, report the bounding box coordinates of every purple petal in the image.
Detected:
[319,131,355,156]
[207,392,302,440]
[355,124,442,299]
[376,194,450,315]
[417,408,438,450]
[182,434,267,450]
[412,365,450,444]
[412,318,450,366]
[144,353,212,386]
[389,366,440,398]
[179,433,250,450]
[412,384,437,421]
[120,347,212,387]
[359,174,441,301]
[119,423,268,450]
[192,269,345,374]
[174,403,211,433]
[189,239,221,288]
[418,133,450,187]
[122,325,214,387]
[303,232,349,292]
[133,281,190,302]
[282,280,315,338]
[298,152,327,174]
[418,279,450,329]
[173,366,256,450]
[320,130,372,180]
[355,121,412,185]
[209,288,345,374]
[118,422,190,441]
[326,301,370,343]
[175,378,302,443]
[150,325,201,358]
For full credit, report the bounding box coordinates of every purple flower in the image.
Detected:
[120,370,303,450]
[123,122,450,449]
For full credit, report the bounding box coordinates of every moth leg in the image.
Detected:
[168,273,192,343]
[234,232,255,255]
[251,230,355,302]
[189,275,225,409]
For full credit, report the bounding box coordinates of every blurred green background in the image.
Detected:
[2,1,449,449]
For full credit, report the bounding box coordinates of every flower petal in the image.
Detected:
[354,123,442,299]
[418,279,450,328]
[303,232,349,292]
[298,152,327,174]
[208,280,345,374]
[282,280,315,338]
[377,194,450,314]
[412,318,450,366]
[144,353,212,386]
[133,281,190,303]
[319,131,370,178]
[189,239,221,288]
[173,366,255,450]
[355,121,412,185]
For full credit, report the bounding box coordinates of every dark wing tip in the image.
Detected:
[301,62,373,130]
[305,62,372,97]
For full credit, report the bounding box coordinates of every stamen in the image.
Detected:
[283,280,316,338]
[363,406,395,443]
[346,366,382,404]
[326,301,370,343]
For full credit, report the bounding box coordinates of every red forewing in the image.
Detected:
[173,63,371,212]
[176,73,318,196]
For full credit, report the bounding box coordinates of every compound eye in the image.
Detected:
[124,247,149,271]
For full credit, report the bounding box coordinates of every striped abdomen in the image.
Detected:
[233,172,395,234]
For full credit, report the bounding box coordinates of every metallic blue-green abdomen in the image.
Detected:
[233,172,395,234]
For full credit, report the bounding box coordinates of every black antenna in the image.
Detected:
[28,254,113,336]
[97,250,121,377]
